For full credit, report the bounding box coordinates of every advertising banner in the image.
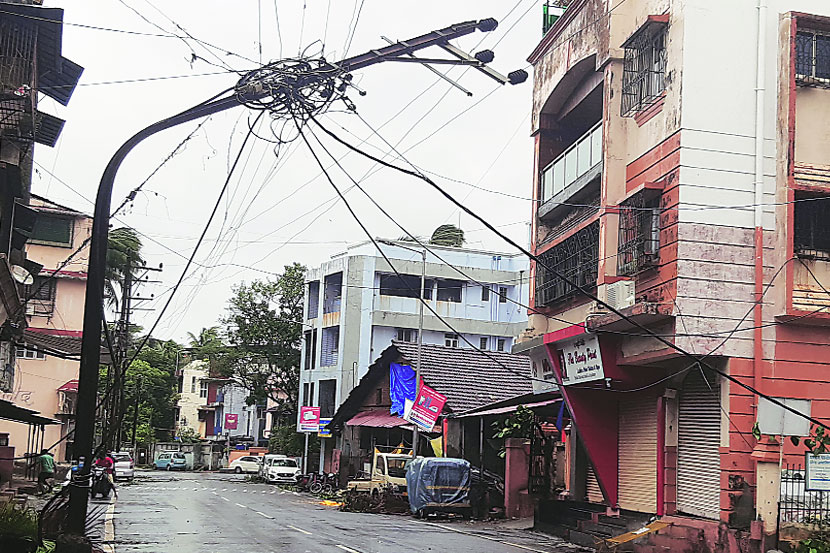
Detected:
[558,334,604,386]
[317,417,332,438]
[299,406,321,433]
[806,453,830,491]
[224,413,239,430]
[405,384,447,432]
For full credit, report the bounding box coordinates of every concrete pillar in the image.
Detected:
[504,438,533,518]
[751,437,781,538]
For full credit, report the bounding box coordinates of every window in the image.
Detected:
[479,337,488,350]
[24,276,56,316]
[796,30,830,84]
[319,379,337,418]
[535,221,600,307]
[199,381,208,399]
[307,281,320,319]
[436,279,463,302]
[30,214,73,246]
[302,382,310,406]
[190,376,197,394]
[379,273,423,298]
[498,286,508,303]
[321,326,340,366]
[396,328,417,343]
[323,272,342,314]
[795,194,830,259]
[497,339,506,352]
[621,23,667,116]
[303,329,317,370]
[481,286,490,302]
[15,346,45,360]
[617,191,661,275]
[444,333,459,348]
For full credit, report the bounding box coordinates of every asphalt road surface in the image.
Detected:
[100,471,587,553]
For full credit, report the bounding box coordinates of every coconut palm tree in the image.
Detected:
[105,227,144,308]
[429,224,465,247]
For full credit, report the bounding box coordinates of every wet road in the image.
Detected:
[105,471,587,553]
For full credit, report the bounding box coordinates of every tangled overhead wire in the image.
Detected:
[234,57,356,149]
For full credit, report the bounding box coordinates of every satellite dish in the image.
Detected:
[11,265,34,286]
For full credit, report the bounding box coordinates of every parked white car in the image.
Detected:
[261,455,301,484]
[229,455,262,474]
[111,451,135,480]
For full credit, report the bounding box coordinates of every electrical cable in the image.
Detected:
[343,0,365,57]
[310,113,830,429]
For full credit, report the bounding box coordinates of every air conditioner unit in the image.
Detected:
[606,280,635,311]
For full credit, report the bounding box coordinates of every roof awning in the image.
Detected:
[455,398,562,418]
[0,399,60,425]
[346,409,413,429]
[57,379,77,392]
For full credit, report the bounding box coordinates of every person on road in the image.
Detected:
[36,449,55,494]
[94,452,115,484]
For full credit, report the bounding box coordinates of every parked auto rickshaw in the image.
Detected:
[405,457,472,518]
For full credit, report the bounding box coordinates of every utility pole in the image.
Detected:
[114,258,134,452]
[67,18,525,538]
[130,375,143,452]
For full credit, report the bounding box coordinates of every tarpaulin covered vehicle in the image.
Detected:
[406,457,472,518]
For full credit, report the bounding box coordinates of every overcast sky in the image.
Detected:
[36,0,539,343]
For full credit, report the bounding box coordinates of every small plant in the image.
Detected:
[0,503,39,552]
[787,425,830,455]
[492,405,535,457]
[796,536,830,553]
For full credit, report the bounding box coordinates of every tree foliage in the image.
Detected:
[186,326,223,360]
[219,263,305,414]
[106,227,144,307]
[429,224,465,247]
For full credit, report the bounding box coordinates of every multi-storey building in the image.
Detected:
[298,239,529,464]
[518,1,830,551]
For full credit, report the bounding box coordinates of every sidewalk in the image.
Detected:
[423,517,593,553]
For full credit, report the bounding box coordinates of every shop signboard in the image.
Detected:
[299,406,321,433]
[558,334,604,386]
[224,413,238,430]
[405,384,447,432]
[806,453,830,491]
[317,417,332,438]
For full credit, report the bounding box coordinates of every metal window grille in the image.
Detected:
[30,214,73,246]
[444,333,459,348]
[321,326,339,366]
[0,17,36,142]
[796,30,830,85]
[794,196,830,260]
[303,329,318,370]
[535,221,599,307]
[24,276,55,316]
[307,281,320,319]
[479,337,488,350]
[621,25,667,116]
[617,193,661,276]
[323,273,342,314]
[779,462,830,534]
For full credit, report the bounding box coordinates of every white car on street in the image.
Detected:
[111,451,135,480]
[261,455,301,484]
[229,455,262,474]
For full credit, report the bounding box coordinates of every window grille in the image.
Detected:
[307,281,320,319]
[796,30,830,85]
[323,273,342,314]
[30,214,73,246]
[444,333,459,348]
[498,286,508,303]
[497,339,506,352]
[535,221,599,307]
[396,328,417,343]
[479,337,488,350]
[621,24,667,116]
[303,329,317,370]
[24,276,55,316]
[321,326,340,366]
[617,192,661,276]
[795,195,830,260]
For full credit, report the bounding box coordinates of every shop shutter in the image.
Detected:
[677,372,721,519]
[586,463,604,503]
[617,398,658,513]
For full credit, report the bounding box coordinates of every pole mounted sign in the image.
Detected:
[558,335,605,386]
[224,413,239,431]
[317,417,333,438]
[299,406,321,433]
[405,384,446,432]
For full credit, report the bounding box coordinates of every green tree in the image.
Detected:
[187,326,223,361]
[219,263,305,415]
[429,224,465,247]
[105,227,144,307]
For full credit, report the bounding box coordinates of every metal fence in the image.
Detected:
[779,462,830,533]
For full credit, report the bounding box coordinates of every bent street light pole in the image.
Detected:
[67,18,520,533]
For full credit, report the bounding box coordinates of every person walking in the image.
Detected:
[36,449,55,495]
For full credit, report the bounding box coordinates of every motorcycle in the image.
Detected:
[90,466,113,499]
[309,472,338,495]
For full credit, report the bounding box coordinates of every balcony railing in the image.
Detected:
[539,122,603,205]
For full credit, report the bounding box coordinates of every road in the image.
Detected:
[99,471,588,553]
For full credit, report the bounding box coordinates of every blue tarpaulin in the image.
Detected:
[390,363,416,415]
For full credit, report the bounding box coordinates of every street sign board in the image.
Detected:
[299,406,321,433]
[224,413,239,430]
[405,384,447,432]
[806,453,830,491]
[558,334,604,386]
[317,417,332,438]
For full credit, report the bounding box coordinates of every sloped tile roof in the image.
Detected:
[392,341,532,413]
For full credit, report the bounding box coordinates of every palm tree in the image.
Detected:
[429,224,465,247]
[187,326,222,350]
[106,227,144,307]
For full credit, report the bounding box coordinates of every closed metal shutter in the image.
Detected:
[618,398,658,513]
[586,463,604,503]
[677,371,721,519]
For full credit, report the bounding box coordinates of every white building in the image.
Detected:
[298,239,529,426]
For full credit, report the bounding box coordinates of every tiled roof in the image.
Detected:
[391,341,533,413]
[22,329,81,357]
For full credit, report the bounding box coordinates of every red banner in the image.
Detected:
[299,406,321,433]
[405,384,447,432]
[224,413,239,430]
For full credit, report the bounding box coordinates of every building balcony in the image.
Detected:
[538,122,603,223]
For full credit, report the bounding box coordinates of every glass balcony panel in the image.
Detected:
[553,161,565,197]
[591,125,602,166]
[577,135,591,176]
[541,165,553,201]
[564,148,577,188]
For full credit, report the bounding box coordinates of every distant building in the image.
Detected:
[298,239,529,467]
